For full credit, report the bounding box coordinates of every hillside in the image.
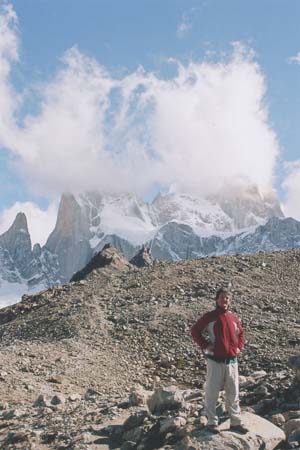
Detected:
[0,247,300,448]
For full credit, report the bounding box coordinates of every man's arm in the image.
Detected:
[191,315,211,349]
[235,316,245,351]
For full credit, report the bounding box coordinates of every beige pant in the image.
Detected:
[205,359,242,426]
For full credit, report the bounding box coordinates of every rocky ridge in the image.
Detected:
[1,246,300,448]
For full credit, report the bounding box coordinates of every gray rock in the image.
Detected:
[176,412,285,450]
[2,408,26,419]
[123,410,148,430]
[129,385,150,407]
[34,394,52,408]
[51,394,66,405]
[147,386,184,414]
[160,416,187,434]
[285,418,300,437]
[130,246,154,268]
[123,425,144,443]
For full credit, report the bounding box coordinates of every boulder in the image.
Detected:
[176,412,285,450]
[123,411,148,431]
[147,386,184,414]
[129,385,150,407]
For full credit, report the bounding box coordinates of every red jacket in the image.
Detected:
[191,307,245,359]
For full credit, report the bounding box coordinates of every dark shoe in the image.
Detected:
[230,424,249,434]
[206,425,220,434]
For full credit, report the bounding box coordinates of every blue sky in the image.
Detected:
[0,0,300,242]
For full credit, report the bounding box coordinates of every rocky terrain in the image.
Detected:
[1,245,300,448]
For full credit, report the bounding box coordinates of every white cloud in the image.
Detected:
[281,161,300,220]
[0,4,280,203]
[0,201,58,245]
[0,3,20,149]
[288,52,300,65]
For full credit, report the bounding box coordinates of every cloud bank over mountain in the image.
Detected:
[0,3,299,231]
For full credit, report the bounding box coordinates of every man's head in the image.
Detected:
[215,288,232,311]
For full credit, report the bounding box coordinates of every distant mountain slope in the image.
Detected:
[150,217,300,260]
[0,186,288,304]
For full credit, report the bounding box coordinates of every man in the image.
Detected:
[191,288,248,434]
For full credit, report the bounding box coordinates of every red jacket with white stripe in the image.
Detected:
[191,307,245,359]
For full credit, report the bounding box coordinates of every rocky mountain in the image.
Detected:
[0,213,62,306]
[45,193,92,282]
[151,216,300,260]
[42,188,285,276]
[0,186,290,303]
[0,246,300,448]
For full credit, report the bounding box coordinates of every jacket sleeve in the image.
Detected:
[235,316,245,351]
[191,315,210,349]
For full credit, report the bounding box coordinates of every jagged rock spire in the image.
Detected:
[0,212,32,278]
[45,193,92,282]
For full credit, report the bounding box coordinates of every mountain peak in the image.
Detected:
[54,193,81,233]
[0,211,29,243]
[10,212,28,234]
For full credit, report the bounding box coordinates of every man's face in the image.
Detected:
[216,292,231,310]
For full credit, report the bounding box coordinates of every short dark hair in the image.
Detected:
[215,288,232,300]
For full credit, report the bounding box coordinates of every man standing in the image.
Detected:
[191,288,248,434]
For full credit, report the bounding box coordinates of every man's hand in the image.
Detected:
[206,343,214,352]
[236,348,241,355]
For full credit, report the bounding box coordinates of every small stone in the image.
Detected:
[121,441,137,450]
[34,394,51,408]
[160,416,187,434]
[251,370,267,380]
[2,408,26,419]
[270,414,285,426]
[253,384,268,396]
[51,394,66,405]
[69,393,81,402]
[4,431,29,445]
[0,402,9,410]
[48,375,64,384]
[199,416,208,427]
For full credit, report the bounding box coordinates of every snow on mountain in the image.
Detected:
[0,279,29,308]
[152,184,283,233]
[0,185,287,307]
[77,185,283,247]
[211,183,283,229]
[76,191,157,247]
[53,186,284,270]
[151,192,234,234]
[150,217,300,261]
